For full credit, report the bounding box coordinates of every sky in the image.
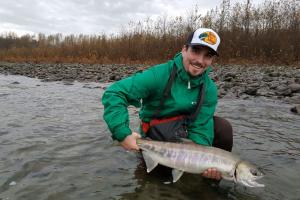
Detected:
[0,0,265,36]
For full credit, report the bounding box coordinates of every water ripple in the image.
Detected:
[0,75,299,200]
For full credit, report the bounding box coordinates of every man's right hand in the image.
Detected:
[120,132,141,151]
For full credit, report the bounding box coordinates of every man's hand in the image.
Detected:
[202,168,222,180]
[120,132,141,151]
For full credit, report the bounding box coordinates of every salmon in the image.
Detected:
[137,138,264,187]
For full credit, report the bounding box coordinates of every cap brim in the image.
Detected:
[189,43,219,56]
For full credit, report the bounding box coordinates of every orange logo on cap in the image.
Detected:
[199,31,217,45]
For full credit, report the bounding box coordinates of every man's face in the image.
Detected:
[181,45,215,77]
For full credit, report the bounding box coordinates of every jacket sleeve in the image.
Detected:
[187,79,218,146]
[102,68,160,142]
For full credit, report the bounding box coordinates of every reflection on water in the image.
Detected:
[0,74,299,200]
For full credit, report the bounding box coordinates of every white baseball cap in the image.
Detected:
[186,28,221,56]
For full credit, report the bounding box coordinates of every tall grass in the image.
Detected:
[0,0,299,65]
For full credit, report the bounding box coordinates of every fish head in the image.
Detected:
[235,161,265,187]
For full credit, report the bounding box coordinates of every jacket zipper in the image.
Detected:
[188,81,191,89]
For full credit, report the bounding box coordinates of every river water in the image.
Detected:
[0,74,299,200]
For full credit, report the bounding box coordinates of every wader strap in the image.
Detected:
[152,63,177,118]
[186,83,205,123]
[152,63,206,123]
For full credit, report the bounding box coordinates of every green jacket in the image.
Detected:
[102,53,218,146]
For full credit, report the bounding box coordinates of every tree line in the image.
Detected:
[0,0,299,65]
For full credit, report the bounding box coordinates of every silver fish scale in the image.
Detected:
[139,139,238,174]
[137,139,265,187]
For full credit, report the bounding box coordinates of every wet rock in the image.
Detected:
[290,105,300,114]
[218,88,227,98]
[37,74,46,79]
[83,85,93,89]
[10,81,20,84]
[223,72,237,82]
[257,87,275,97]
[288,83,300,93]
[244,87,258,96]
[101,86,107,90]
[223,82,233,90]
[269,81,280,89]
[223,91,236,99]
[248,83,261,88]
[262,75,274,82]
[1,62,299,102]
[288,94,300,104]
[9,181,16,186]
[240,94,251,100]
[269,72,280,77]
[63,81,74,86]
[275,85,292,96]
[109,74,121,81]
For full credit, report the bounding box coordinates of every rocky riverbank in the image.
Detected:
[0,62,299,110]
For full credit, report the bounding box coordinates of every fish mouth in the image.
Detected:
[241,179,265,187]
[240,176,265,187]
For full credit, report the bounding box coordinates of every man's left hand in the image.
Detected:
[202,168,222,180]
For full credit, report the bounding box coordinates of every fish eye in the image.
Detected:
[250,168,260,176]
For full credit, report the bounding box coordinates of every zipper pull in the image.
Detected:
[188,81,191,89]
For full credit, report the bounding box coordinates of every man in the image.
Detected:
[102,28,233,180]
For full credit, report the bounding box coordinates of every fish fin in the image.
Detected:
[172,169,184,183]
[179,138,193,143]
[222,174,234,181]
[142,151,158,173]
[227,167,237,183]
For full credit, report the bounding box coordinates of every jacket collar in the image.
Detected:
[173,52,212,88]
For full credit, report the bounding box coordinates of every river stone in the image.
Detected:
[269,72,280,77]
[223,82,233,90]
[248,82,261,88]
[1,62,299,102]
[218,88,227,97]
[109,74,121,81]
[295,72,300,78]
[223,91,236,99]
[224,72,237,82]
[9,181,16,186]
[288,83,300,93]
[262,75,274,82]
[63,81,74,85]
[288,94,300,104]
[244,87,258,96]
[240,94,251,100]
[275,85,292,96]
[269,81,280,89]
[257,87,274,97]
[10,81,20,84]
[290,105,300,114]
